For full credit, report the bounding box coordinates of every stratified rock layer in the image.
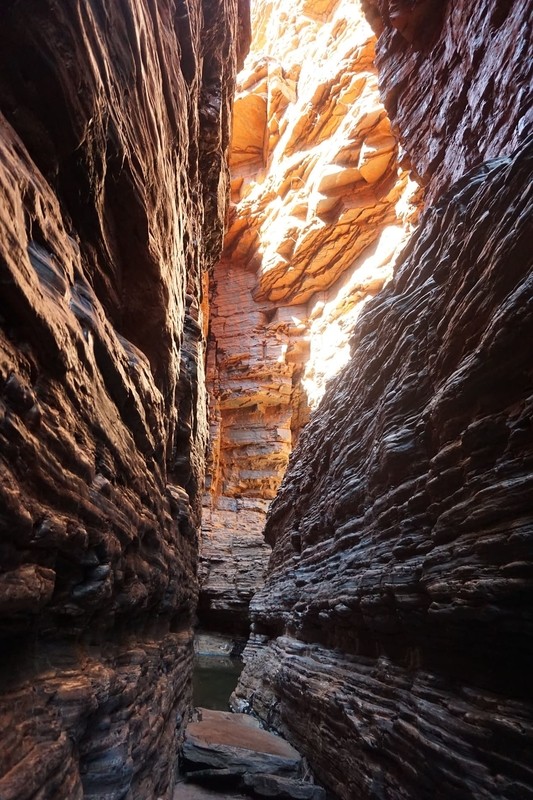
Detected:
[200,0,420,632]
[366,0,533,201]
[180,708,326,799]
[234,141,533,798]
[0,0,246,796]
[199,497,272,634]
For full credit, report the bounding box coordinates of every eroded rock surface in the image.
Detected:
[200,0,420,633]
[365,0,533,201]
[180,709,325,799]
[232,4,533,796]
[0,0,246,796]
[234,141,533,798]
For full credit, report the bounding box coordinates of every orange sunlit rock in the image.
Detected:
[200,0,422,629]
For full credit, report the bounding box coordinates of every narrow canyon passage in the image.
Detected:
[0,1,532,800]
[198,0,421,644]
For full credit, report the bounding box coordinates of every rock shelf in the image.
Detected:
[178,709,326,799]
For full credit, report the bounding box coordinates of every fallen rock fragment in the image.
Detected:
[181,709,326,799]
[183,709,301,777]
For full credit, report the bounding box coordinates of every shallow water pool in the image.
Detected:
[192,654,244,711]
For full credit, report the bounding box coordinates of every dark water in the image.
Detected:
[192,654,244,710]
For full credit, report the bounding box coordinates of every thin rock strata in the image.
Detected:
[234,140,533,798]
[234,4,533,796]
[200,0,420,633]
[364,0,533,201]
[0,0,247,797]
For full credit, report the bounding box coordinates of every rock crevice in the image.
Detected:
[200,0,421,633]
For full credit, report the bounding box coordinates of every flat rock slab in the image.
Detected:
[183,709,301,777]
[193,708,263,729]
[187,709,299,758]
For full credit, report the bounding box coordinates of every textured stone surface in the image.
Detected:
[365,0,533,202]
[242,773,326,800]
[1,627,194,800]
[234,141,533,798]
[181,709,326,798]
[0,0,246,796]
[174,786,248,800]
[227,0,421,306]
[200,0,420,632]
[199,497,272,633]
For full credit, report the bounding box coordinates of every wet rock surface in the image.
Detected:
[234,140,533,799]
[0,0,247,796]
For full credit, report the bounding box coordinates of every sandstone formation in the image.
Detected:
[235,137,533,800]
[233,2,533,796]
[0,0,247,797]
[200,0,420,632]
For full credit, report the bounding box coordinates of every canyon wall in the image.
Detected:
[199,0,420,632]
[0,0,246,797]
[365,0,532,200]
[234,2,533,798]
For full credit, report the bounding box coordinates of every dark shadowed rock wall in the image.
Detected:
[0,0,248,797]
[235,140,533,799]
[233,2,533,797]
[364,0,533,202]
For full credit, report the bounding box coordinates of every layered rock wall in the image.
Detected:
[0,0,246,796]
[234,2,533,797]
[236,136,533,800]
[199,0,420,631]
[365,0,533,200]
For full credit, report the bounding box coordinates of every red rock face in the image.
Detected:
[235,138,533,799]
[199,0,421,634]
[367,0,533,201]
[0,0,246,796]
[233,0,533,795]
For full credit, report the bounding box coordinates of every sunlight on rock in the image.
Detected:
[200,0,421,633]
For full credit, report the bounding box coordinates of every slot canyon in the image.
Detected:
[0,0,531,799]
